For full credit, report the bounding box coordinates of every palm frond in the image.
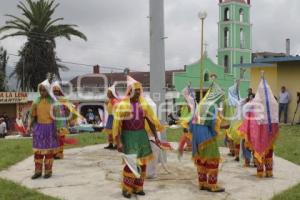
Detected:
[57,64,69,72]
[5,20,29,32]
[44,17,63,31]
[0,31,27,40]
[5,14,30,28]
[48,24,87,41]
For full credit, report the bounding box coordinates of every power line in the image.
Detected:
[6,52,143,72]
[2,31,149,57]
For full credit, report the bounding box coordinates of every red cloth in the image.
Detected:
[238,112,279,161]
[15,123,27,136]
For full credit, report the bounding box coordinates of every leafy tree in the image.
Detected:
[0,47,8,91]
[0,0,87,91]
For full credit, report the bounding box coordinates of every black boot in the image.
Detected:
[122,191,131,199]
[44,173,52,179]
[31,173,42,180]
[134,191,146,196]
[104,143,114,150]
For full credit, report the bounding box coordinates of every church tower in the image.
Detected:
[217,0,252,78]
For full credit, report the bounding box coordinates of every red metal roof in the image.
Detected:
[70,70,184,89]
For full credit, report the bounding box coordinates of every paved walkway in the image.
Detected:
[1,144,300,200]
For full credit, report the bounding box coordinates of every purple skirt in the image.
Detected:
[105,115,114,129]
[33,123,59,150]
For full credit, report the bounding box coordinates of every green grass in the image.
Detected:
[0,132,106,171]
[272,184,300,200]
[274,126,300,165]
[0,126,300,200]
[272,126,300,200]
[166,127,183,142]
[0,138,33,171]
[0,179,59,200]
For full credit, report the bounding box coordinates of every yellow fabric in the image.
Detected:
[179,105,192,127]
[31,98,53,124]
[226,120,243,143]
[58,127,69,136]
[214,113,223,136]
[107,100,114,114]
[58,98,80,122]
[184,132,193,141]
[195,87,210,124]
[112,96,164,139]
[33,149,57,155]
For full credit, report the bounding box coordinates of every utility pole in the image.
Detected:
[149,0,166,121]
[198,11,207,100]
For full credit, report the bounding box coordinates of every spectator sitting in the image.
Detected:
[86,109,95,124]
[0,117,7,138]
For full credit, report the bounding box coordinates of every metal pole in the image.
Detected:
[200,18,204,100]
[149,0,166,122]
[22,57,25,91]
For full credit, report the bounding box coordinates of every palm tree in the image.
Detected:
[0,0,87,91]
[0,47,9,91]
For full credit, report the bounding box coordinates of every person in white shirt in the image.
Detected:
[279,86,290,123]
[0,118,7,138]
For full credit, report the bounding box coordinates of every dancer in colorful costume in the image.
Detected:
[104,85,119,149]
[177,86,195,158]
[52,81,79,159]
[113,76,163,198]
[187,77,227,192]
[238,73,279,177]
[224,82,243,162]
[29,79,59,179]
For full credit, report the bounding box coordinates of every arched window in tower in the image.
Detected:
[224,8,230,21]
[224,27,230,48]
[240,56,244,64]
[204,72,209,82]
[239,9,244,22]
[224,55,229,73]
[240,28,244,48]
[240,56,245,79]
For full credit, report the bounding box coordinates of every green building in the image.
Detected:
[218,0,252,77]
[173,0,251,102]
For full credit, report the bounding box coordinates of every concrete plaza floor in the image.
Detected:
[1,144,300,200]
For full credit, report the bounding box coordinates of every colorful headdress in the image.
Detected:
[228,82,240,107]
[108,84,120,99]
[125,75,143,97]
[193,80,225,127]
[52,81,64,97]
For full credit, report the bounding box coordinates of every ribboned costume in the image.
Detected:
[30,80,59,177]
[52,81,79,159]
[103,85,119,149]
[186,80,226,192]
[238,77,279,177]
[112,76,163,195]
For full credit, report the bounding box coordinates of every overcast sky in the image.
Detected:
[0,0,299,83]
